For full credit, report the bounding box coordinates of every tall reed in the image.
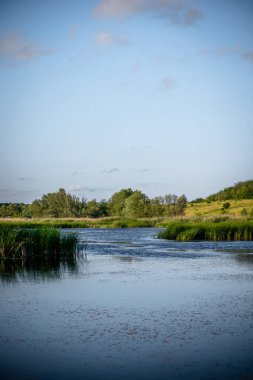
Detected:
[158,221,253,241]
[0,226,78,258]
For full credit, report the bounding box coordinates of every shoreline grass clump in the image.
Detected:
[158,220,253,241]
[0,226,78,258]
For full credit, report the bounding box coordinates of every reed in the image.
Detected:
[0,226,78,258]
[158,220,253,241]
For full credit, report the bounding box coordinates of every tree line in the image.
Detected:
[0,188,187,218]
[191,180,253,203]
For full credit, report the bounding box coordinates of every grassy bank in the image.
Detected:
[158,220,253,241]
[0,217,165,229]
[0,226,78,258]
[0,215,253,229]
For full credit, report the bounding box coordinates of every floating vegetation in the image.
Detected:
[0,226,78,258]
[158,221,253,241]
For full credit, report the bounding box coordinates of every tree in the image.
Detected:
[222,202,230,211]
[176,194,187,214]
[27,188,84,217]
[108,189,133,216]
[124,191,151,218]
[150,197,164,217]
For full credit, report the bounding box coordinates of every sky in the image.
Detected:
[0,0,253,203]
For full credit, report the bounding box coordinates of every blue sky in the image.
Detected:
[0,0,253,203]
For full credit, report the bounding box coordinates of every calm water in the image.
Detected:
[1,228,253,380]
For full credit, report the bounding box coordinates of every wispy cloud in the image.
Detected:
[160,77,176,91]
[242,51,253,62]
[96,32,131,46]
[138,181,168,188]
[69,186,115,193]
[0,32,55,65]
[102,168,120,174]
[68,22,81,39]
[17,177,34,181]
[196,46,240,58]
[94,0,203,26]
[196,46,253,63]
[94,0,141,19]
[71,171,86,176]
[0,188,40,202]
[130,145,153,151]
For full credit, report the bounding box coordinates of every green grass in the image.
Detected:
[0,226,78,258]
[186,199,253,217]
[158,220,253,241]
[0,217,164,229]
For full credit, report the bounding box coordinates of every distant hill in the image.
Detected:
[206,180,253,201]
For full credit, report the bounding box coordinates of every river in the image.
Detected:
[0,228,253,380]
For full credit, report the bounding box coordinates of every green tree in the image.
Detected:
[108,189,134,216]
[28,188,84,218]
[176,194,187,214]
[124,191,151,218]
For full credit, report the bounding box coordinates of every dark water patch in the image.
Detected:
[0,257,79,283]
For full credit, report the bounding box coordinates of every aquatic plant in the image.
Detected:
[0,226,78,258]
[158,221,253,241]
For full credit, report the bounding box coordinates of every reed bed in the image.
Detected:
[0,226,78,258]
[158,220,253,241]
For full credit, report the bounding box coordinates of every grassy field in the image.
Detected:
[0,199,252,230]
[185,199,253,218]
[0,217,164,228]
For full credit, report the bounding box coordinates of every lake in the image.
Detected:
[1,228,253,380]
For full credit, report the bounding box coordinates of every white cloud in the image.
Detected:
[0,32,55,65]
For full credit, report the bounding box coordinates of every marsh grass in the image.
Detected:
[0,226,78,258]
[0,217,162,229]
[158,220,253,241]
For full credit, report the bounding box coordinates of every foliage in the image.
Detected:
[124,191,151,218]
[0,203,28,217]
[2,180,253,220]
[108,189,134,216]
[206,180,253,201]
[0,188,188,219]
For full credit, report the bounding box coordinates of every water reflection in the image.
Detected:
[0,256,79,283]
[235,253,253,265]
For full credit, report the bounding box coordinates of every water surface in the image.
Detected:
[1,228,253,380]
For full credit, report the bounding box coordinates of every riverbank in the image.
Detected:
[0,215,252,228]
[0,217,163,228]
